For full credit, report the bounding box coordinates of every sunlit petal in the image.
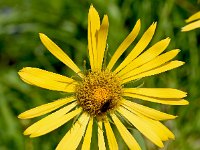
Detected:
[104,120,118,150]
[19,67,76,83]
[114,22,157,74]
[117,38,170,77]
[30,108,82,137]
[122,99,176,120]
[97,15,109,69]
[39,33,82,77]
[81,117,93,150]
[111,113,141,150]
[24,102,77,136]
[140,116,175,141]
[185,11,200,23]
[98,121,106,150]
[120,49,180,80]
[122,61,184,84]
[88,5,100,70]
[19,67,76,93]
[18,97,75,119]
[56,113,89,150]
[124,93,189,105]
[127,109,175,141]
[124,88,187,98]
[182,20,200,32]
[118,106,164,148]
[107,19,141,70]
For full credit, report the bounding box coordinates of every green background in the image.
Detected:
[0,0,200,149]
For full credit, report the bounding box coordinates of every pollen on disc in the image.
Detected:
[75,71,123,117]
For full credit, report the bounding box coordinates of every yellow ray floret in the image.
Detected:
[124,92,188,105]
[18,67,76,92]
[24,102,77,136]
[98,121,106,150]
[124,88,187,98]
[56,113,89,150]
[96,15,109,70]
[88,5,100,70]
[140,116,175,141]
[104,120,118,150]
[122,61,184,84]
[118,106,164,148]
[107,19,141,70]
[122,99,176,120]
[30,108,82,137]
[182,20,200,32]
[128,110,175,141]
[39,33,83,77]
[182,11,200,31]
[20,67,76,83]
[111,113,141,150]
[114,22,157,74]
[119,49,180,80]
[117,38,170,77]
[185,11,200,23]
[81,117,93,150]
[18,97,75,119]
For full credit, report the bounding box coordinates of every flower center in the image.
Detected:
[93,88,109,102]
[75,71,123,117]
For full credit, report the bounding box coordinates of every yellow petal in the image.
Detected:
[117,38,170,77]
[81,117,93,150]
[155,121,175,139]
[107,19,141,70]
[111,113,141,150]
[30,108,82,137]
[97,15,109,69]
[122,99,176,120]
[24,102,77,135]
[18,67,76,93]
[56,113,89,150]
[118,106,164,148]
[88,5,100,70]
[98,121,106,150]
[182,20,200,32]
[124,93,189,105]
[39,33,82,77]
[18,97,75,119]
[114,22,157,74]
[19,67,76,83]
[120,49,180,80]
[104,120,118,150]
[124,88,187,98]
[142,117,175,141]
[122,60,184,84]
[130,111,174,141]
[185,11,200,23]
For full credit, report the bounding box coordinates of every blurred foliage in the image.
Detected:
[0,0,200,150]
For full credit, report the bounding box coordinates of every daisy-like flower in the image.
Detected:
[18,5,188,150]
[182,11,200,31]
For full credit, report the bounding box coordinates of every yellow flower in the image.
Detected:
[18,5,188,150]
[182,11,200,31]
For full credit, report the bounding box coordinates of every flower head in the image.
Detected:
[182,11,200,31]
[18,5,188,150]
